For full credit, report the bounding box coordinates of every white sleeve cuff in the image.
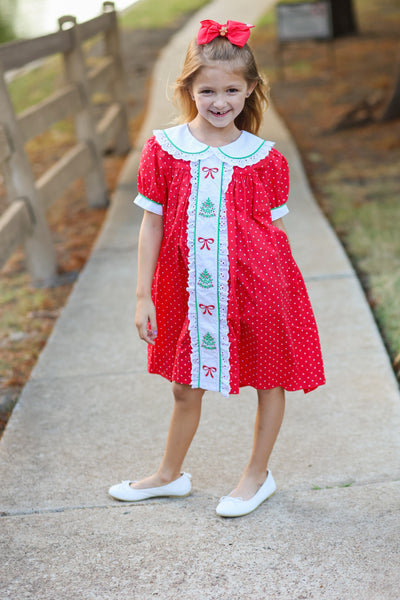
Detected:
[271,204,289,221]
[134,194,163,215]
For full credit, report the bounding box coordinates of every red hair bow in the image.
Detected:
[197,19,254,47]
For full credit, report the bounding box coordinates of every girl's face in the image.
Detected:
[190,64,255,138]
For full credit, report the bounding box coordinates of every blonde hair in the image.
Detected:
[174,36,269,135]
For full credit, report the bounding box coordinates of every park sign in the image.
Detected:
[277,1,333,41]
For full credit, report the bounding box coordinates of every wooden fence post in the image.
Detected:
[0,61,57,285]
[59,15,109,208]
[102,1,131,155]
[0,124,18,208]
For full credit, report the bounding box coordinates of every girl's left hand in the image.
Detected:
[135,296,158,345]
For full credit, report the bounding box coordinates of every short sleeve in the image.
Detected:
[134,136,167,215]
[268,149,290,220]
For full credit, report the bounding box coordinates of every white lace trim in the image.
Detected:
[154,125,275,168]
[218,163,233,397]
[154,128,210,163]
[215,142,274,168]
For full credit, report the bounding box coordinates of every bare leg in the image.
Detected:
[229,386,285,500]
[130,383,204,489]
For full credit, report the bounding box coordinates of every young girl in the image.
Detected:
[109,19,325,517]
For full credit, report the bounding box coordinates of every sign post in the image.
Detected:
[276,1,334,78]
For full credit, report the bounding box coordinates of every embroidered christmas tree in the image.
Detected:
[198,269,213,289]
[199,197,216,218]
[201,332,217,350]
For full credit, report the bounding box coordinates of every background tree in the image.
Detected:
[330,0,357,37]
[382,65,400,121]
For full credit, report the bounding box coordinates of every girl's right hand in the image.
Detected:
[135,297,158,345]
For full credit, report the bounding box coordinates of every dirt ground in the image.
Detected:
[1,5,400,435]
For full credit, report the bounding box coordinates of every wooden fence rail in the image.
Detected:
[0,1,130,285]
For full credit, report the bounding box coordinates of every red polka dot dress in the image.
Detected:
[135,124,325,396]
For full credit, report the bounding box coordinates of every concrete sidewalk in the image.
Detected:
[1,0,400,598]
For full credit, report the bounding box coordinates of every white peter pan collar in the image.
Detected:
[154,124,274,167]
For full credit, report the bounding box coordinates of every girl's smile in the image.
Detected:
[189,64,255,144]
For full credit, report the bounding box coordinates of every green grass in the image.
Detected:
[312,481,354,490]
[7,54,75,149]
[8,56,63,114]
[322,179,400,359]
[120,0,209,29]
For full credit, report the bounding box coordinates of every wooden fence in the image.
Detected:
[0,1,130,285]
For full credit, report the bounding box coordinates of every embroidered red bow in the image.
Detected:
[198,237,214,250]
[202,166,219,179]
[203,365,217,378]
[199,304,215,315]
[197,20,254,47]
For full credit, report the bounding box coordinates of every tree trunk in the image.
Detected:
[382,66,400,121]
[330,0,357,37]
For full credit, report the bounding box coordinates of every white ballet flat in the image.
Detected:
[216,470,276,518]
[108,472,192,502]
